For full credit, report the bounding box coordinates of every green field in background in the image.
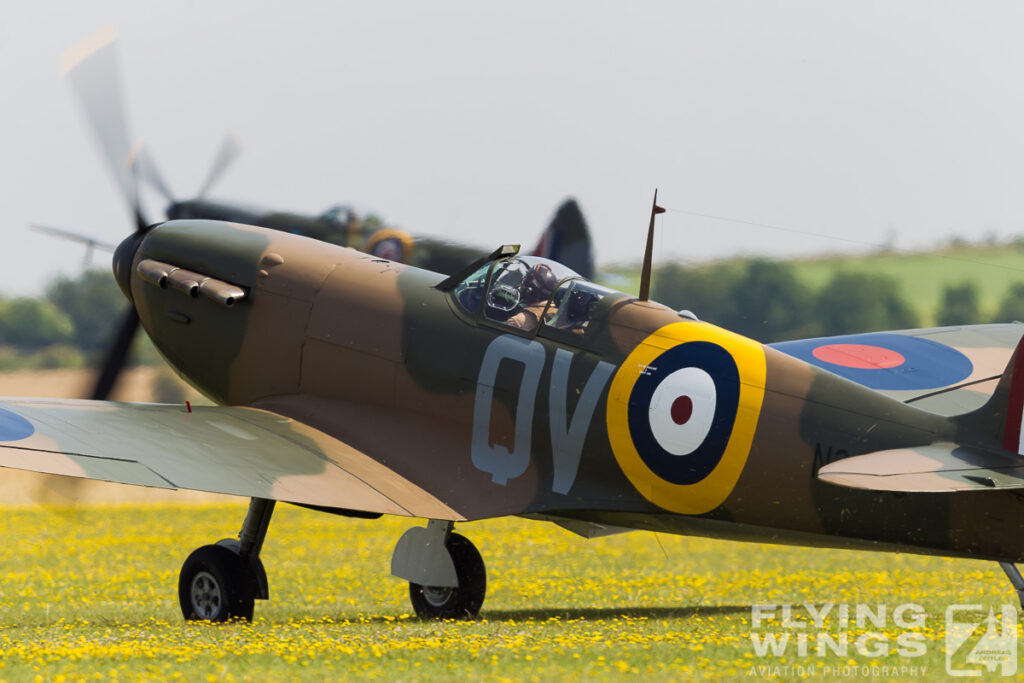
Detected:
[600,242,1024,326]
[792,245,1024,324]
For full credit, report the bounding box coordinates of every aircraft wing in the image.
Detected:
[771,323,1024,415]
[817,442,1024,492]
[0,398,462,520]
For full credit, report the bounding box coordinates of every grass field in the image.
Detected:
[0,502,1017,681]
[601,241,1024,326]
[791,243,1024,324]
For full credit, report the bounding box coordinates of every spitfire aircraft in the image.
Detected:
[46,30,595,281]
[2,191,1024,622]
[43,29,596,409]
[162,197,595,279]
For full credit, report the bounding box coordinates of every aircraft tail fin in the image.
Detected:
[955,332,1024,455]
[530,198,595,279]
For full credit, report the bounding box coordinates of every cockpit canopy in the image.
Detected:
[453,255,614,335]
[319,204,354,224]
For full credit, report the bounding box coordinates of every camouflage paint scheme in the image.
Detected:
[2,218,1024,575]
[166,197,595,279]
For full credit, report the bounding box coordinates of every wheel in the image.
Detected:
[178,544,257,622]
[409,532,486,619]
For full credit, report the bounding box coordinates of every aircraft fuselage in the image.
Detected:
[118,220,1024,564]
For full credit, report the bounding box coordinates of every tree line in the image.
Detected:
[0,270,135,370]
[651,259,1024,343]
[0,262,1020,369]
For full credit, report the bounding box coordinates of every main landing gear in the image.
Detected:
[408,532,486,619]
[392,519,487,620]
[179,498,274,622]
[176,502,487,622]
[999,562,1024,609]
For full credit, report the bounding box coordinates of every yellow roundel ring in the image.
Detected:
[366,228,415,263]
[606,321,766,515]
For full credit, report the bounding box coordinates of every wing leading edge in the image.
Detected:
[0,398,462,520]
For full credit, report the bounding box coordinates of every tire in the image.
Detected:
[178,544,256,622]
[215,538,268,601]
[409,532,486,620]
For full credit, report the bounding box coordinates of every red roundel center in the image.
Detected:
[671,396,694,425]
[812,343,905,370]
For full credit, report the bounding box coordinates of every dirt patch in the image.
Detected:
[0,367,233,505]
[0,367,160,402]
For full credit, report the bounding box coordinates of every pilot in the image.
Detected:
[553,287,597,334]
[506,264,558,330]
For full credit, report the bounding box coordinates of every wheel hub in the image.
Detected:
[422,585,455,607]
[190,571,223,619]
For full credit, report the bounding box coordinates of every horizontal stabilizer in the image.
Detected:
[817,442,1024,492]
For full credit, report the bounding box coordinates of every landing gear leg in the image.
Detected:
[178,498,275,622]
[999,562,1024,609]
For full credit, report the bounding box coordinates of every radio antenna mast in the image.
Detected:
[638,189,666,302]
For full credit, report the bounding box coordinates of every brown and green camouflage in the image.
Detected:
[4,218,1024,622]
[109,221,1024,561]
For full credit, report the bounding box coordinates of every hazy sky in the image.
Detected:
[3,1,1024,295]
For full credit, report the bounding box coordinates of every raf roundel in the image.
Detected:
[0,408,34,442]
[628,343,740,485]
[771,332,973,391]
[607,322,766,515]
[366,229,414,264]
[649,367,715,455]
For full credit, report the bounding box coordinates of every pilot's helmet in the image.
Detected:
[522,264,557,302]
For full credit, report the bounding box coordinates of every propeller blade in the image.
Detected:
[30,224,117,251]
[90,307,141,400]
[62,28,147,230]
[196,131,242,199]
[133,145,176,204]
[31,224,117,268]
